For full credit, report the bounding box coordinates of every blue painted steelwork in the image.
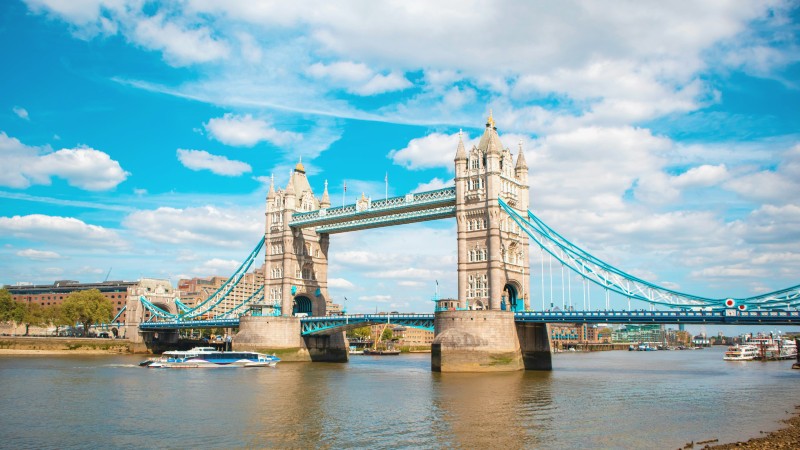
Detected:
[499,198,800,311]
[179,237,265,319]
[315,206,456,234]
[140,318,241,330]
[218,286,264,319]
[514,310,800,325]
[174,299,192,313]
[290,188,456,234]
[111,305,126,322]
[139,309,800,331]
[300,313,435,335]
[138,313,435,332]
[135,238,266,322]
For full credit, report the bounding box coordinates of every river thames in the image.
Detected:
[1,346,797,449]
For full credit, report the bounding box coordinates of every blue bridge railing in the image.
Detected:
[137,309,800,332]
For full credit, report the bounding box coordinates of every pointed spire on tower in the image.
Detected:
[295,156,305,173]
[320,179,331,208]
[267,173,276,199]
[515,140,528,169]
[285,170,295,195]
[455,128,467,160]
[486,109,495,129]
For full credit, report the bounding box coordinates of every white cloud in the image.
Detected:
[328,278,355,289]
[123,205,261,247]
[36,146,130,190]
[192,258,241,276]
[388,132,464,171]
[358,294,392,303]
[724,145,800,204]
[16,249,61,260]
[307,61,411,96]
[672,164,729,189]
[13,106,29,120]
[132,13,229,66]
[24,1,796,130]
[0,132,128,191]
[412,178,453,193]
[176,149,251,176]
[0,215,125,249]
[204,113,302,147]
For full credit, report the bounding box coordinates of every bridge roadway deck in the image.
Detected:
[137,310,800,333]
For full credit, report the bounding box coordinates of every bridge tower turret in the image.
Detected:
[264,160,330,318]
[454,113,531,312]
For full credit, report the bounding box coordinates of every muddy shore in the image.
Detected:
[695,406,800,449]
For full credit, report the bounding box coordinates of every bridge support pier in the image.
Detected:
[235,316,348,362]
[516,322,553,370]
[432,311,552,372]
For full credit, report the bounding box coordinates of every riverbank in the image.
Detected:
[702,406,800,449]
[0,336,134,353]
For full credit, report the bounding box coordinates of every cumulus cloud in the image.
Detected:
[0,215,125,249]
[204,113,302,147]
[16,249,61,260]
[388,132,466,171]
[307,61,411,95]
[0,132,128,191]
[724,145,800,204]
[123,205,261,247]
[328,277,356,289]
[176,149,251,176]
[412,177,453,193]
[23,1,796,130]
[132,13,229,66]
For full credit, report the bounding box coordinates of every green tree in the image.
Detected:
[0,288,17,322]
[21,302,48,336]
[44,304,69,336]
[381,327,394,342]
[347,326,372,340]
[61,289,113,336]
[0,289,25,332]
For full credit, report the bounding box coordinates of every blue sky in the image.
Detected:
[1,1,799,329]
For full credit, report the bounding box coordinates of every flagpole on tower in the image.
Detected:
[385,172,388,200]
[343,180,347,207]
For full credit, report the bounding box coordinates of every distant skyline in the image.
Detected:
[1,1,799,325]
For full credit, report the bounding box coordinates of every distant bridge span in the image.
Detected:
[138,309,800,334]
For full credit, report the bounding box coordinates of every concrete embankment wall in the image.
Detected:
[0,336,135,353]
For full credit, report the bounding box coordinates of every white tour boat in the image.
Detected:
[141,347,280,368]
[722,344,759,361]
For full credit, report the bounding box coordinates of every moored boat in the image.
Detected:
[723,344,759,361]
[363,348,400,356]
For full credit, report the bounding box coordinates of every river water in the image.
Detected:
[1,347,797,449]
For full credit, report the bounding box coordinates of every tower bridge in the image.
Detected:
[126,115,800,372]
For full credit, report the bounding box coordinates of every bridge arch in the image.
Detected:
[503,282,521,311]
[293,295,314,316]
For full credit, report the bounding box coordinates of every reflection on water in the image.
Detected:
[0,348,797,449]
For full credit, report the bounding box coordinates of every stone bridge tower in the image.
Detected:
[434,114,550,373]
[264,160,330,317]
[454,113,530,311]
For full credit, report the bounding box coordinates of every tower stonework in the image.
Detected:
[264,161,330,317]
[433,115,550,372]
[236,161,346,362]
[454,114,530,311]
